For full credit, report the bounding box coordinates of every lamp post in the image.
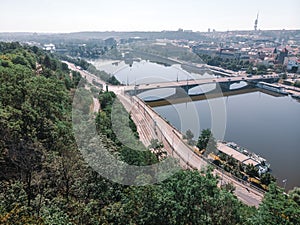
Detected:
[283,179,288,192]
[221,167,224,186]
[172,130,175,157]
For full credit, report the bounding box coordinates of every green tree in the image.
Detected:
[197,129,217,155]
[289,187,300,206]
[185,129,195,145]
[246,164,259,178]
[149,138,163,150]
[249,183,300,224]
[260,173,276,186]
[101,169,249,225]
[149,138,166,160]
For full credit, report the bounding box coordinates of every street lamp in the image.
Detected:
[221,167,224,186]
[186,74,189,86]
[283,179,288,192]
[172,130,175,156]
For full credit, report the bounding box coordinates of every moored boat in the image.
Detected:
[217,141,270,175]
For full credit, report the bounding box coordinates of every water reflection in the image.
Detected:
[153,91,300,191]
[92,60,215,85]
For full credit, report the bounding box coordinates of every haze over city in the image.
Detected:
[1,0,299,33]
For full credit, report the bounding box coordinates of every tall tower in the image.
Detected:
[254,12,259,31]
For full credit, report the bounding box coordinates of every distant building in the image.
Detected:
[43,44,55,52]
[276,48,288,64]
[120,37,147,44]
[285,57,299,72]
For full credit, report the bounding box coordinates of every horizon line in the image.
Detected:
[1,28,300,35]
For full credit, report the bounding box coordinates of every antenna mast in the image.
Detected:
[254,12,259,31]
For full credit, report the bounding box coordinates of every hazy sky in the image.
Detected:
[1,0,299,33]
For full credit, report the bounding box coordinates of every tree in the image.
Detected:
[197,129,217,155]
[98,91,116,109]
[289,187,300,206]
[249,183,300,224]
[260,173,276,186]
[295,80,300,88]
[149,139,166,160]
[246,164,259,178]
[107,75,121,85]
[101,169,249,225]
[184,129,195,145]
[149,139,163,149]
[43,55,52,69]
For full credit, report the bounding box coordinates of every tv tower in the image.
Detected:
[254,12,259,31]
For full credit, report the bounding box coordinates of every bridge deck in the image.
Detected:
[124,75,279,93]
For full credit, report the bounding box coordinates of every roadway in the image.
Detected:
[123,74,279,93]
[67,62,264,207]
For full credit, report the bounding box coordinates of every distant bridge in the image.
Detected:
[124,75,280,96]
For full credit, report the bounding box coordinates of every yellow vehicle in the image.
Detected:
[248,177,268,191]
[193,147,205,156]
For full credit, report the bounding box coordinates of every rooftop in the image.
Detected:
[217,143,260,167]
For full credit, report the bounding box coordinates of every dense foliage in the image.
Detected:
[95,91,157,167]
[196,53,272,74]
[0,42,299,224]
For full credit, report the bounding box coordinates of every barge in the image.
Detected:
[217,141,270,175]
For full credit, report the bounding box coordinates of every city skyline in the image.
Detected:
[1,0,300,33]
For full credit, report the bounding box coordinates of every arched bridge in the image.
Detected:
[124,75,279,96]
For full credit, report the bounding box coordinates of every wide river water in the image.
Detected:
[93,60,300,191]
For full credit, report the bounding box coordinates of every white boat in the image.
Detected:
[219,141,270,175]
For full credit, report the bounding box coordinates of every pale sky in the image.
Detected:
[1,0,299,33]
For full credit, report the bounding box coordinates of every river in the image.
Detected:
[153,91,300,191]
[93,59,300,191]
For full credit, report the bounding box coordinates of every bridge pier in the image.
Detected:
[218,82,231,92]
[175,86,189,97]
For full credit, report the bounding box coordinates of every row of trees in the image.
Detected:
[184,128,216,156]
[196,53,273,75]
[95,91,158,168]
[196,53,251,72]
